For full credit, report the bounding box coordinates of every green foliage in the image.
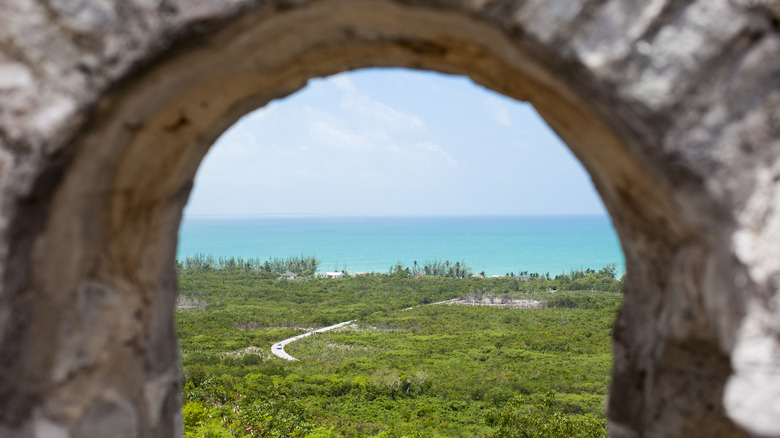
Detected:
[183,401,209,430]
[552,264,622,293]
[389,259,472,278]
[185,420,234,438]
[485,390,606,438]
[304,427,340,438]
[183,374,314,437]
[177,263,623,437]
[545,291,623,310]
[180,253,320,276]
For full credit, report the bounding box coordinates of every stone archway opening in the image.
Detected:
[174,68,625,436]
[1,1,778,437]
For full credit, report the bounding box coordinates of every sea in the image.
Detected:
[176,215,625,277]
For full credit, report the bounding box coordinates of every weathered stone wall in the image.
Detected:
[0,1,778,436]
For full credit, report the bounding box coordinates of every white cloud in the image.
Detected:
[484,95,512,127]
[308,119,370,153]
[413,141,458,169]
[243,104,274,124]
[201,76,459,181]
[331,74,358,94]
[289,77,459,173]
[186,69,609,216]
[334,75,425,132]
[302,106,374,154]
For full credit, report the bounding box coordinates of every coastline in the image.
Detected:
[177,214,625,277]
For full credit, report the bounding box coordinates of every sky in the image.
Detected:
[184,68,606,217]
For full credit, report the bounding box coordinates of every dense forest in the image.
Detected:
[177,256,623,437]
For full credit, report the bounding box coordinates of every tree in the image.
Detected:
[598,263,617,280]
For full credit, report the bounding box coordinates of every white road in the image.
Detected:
[402,298,459,310]
[271,320,355,361]
[271,300,464,360]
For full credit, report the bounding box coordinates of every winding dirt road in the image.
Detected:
[270,299,483,360]
[271,320,355,361]
[270,297,535,360]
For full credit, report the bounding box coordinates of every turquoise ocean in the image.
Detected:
[177,215,624,277]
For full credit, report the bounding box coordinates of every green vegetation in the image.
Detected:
[177,257,622,437]
[181,253,321,278]
[485,391,606,438]
[389,259,473,278]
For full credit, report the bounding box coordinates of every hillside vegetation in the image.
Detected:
[177,258,622,437]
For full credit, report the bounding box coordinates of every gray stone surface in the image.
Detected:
[0,0,778,436]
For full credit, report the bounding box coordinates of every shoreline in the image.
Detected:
[177,215,625,277]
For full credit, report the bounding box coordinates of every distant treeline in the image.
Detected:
[553,264,619,282]
[177,254,622,291]
[178,253,320,275]
[389,259,473,278]
[387,261,621,287]
[542,264,622,294]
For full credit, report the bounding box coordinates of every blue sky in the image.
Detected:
[184,68,606,217]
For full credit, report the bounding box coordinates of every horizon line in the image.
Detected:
[181,212,611,219]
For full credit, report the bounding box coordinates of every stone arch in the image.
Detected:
[1,1,778,436]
